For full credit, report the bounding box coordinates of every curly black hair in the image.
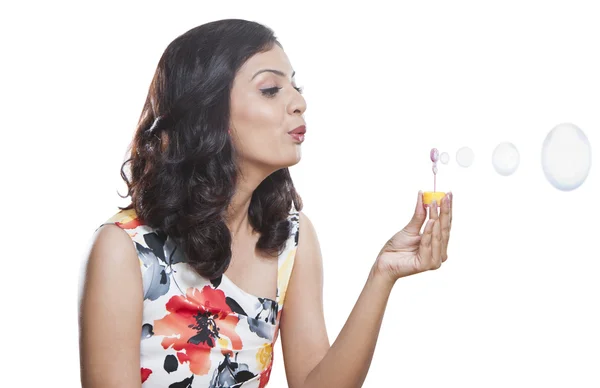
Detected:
[119,19,303,280]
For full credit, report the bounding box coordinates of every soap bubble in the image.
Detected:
[492,142,520,176]
[440,152,450,164]
[456,146,474,167]
[542,123,592,191]
[430,148,439,163]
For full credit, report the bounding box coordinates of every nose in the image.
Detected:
[287,91,307,116]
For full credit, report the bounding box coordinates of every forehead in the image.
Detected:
[236,45,293,79]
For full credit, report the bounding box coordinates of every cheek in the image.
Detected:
[232,99,285,148]
[237,100,283,129]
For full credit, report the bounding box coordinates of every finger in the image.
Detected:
[429,199,440,221]
[403,190,427,235]
[431,218,442,269]
[448,191,453,228]
[418,219,435,268]
[440,194,451,262]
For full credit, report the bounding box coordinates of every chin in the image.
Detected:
[274,158,300,170]
[286,158,301,168]
[286,152,302,167]
[272,156,301,171]
[262,149,302,171]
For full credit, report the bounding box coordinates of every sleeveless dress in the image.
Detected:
[100,208,300,388]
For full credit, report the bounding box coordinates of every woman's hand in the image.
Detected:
[374,190,452,282]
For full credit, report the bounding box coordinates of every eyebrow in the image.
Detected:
[251,69,295,80]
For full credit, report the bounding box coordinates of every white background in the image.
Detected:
[1,0,598,386]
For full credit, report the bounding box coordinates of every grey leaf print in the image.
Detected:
[246,299,277,340]
[247,317,276,340]
[208,353,256,388]
[144,231,185,266]
[164,236,185,265]
[136,242,170,301]
[255,298,277,325]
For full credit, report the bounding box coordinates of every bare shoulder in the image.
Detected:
[297,211,318,248]
[81,223,142,289]
[294,211,324,272]
[297,210,312,226]
[88,223,138,263]
[79,223,143,387]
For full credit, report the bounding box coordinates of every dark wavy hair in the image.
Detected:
[119,19,303,280]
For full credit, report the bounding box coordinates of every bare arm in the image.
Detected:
[280,212,395,388]
[79,224,144,388]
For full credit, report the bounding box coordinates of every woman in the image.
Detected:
[79,19,453,388]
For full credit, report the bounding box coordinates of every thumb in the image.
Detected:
[402,190,427,235]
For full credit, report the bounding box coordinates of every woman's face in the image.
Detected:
[229,44,307,173]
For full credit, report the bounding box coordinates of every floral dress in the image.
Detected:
[101,208,300,387]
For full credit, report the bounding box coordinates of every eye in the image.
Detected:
[260,85,304,98]
[260,87,282,98]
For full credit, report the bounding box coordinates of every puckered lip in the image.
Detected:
[288,125,306,135]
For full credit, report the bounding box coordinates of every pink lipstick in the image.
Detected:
[288,125,306,143]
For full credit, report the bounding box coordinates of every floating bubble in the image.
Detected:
[456,146,474,167]
[430,148,439,163]
[492,142,520,176]
[440,152,450,165]
[542,123,592,191]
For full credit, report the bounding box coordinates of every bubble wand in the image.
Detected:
[423,148,446,207]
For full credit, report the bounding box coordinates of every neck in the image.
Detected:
[225,163,277,238]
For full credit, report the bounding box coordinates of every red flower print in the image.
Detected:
[153,286,243,375]
[115,218,142,230]
[140,367,152,383]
